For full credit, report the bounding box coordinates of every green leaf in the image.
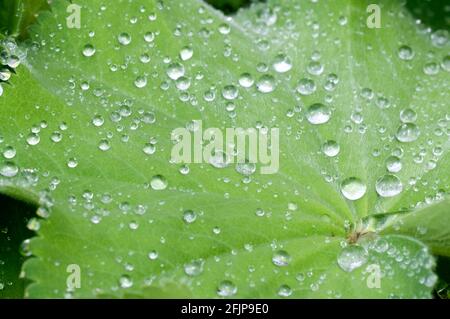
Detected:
[380,197,450,257]
[0,0,449,298]
[0,0,49,39]
[0,195,34,298]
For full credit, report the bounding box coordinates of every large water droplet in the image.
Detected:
[337,245,368,272]
[397,45,414,61]
[322,140,340,157]
[296,78,316,95]
[167,62,185,80]
[306,103,331,125]
[273,54,292,73]
[222,85,239,100]
[272,250,291,267]
[118,33,132,45]
[150,175,168,190]
[119,275,133,288]
[183,210,197,224]
[217,280,237,297]
[184,260,204,276]
[82,44,96,57]
[396,123,420,143]
[341,177,366,200]
[375,174,403,197]
[256,75,275,93]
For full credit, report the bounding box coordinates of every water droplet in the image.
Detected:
[167,62,185,80]
[118,33,132,45]
[385,156,402,173]
[148,250,159,260]
[184,260,204,276]
[272,250,291,267]
[82,44,96,57]
[322,140,340,157]
[430,29,448,48]
[180,46,193,61]
[0,161,18,177]
[144,31,155,43]
[134,76,147,88]
[98,139,110,151]
[273,54,292,73]
[307,61,324,75]
[396,123,420,143]
[341,178,366,200]
[337,245,368,272]
[217,280,237,297]
[400,108,417,123]
[2,146,16,159]
[209,151,230,168]
[397,45,414,61]
[67,158,78,169]
[183,210,197,224]
[222,85,239,100]
[306,103,331,125]
[278,284,293,297]
[119,275,133,288]
[423,62,440,75]
[235,162,256,176]
[26,133,40,146]
[296,78,316,95]
[256,75,275,93]
[92,115,104,127]
[376,174,403,197]
[238,73,254,88]
[150,175,168,190]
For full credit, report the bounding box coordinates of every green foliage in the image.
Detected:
[0,0,449,298]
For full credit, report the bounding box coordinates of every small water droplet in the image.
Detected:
[397,45,414,61]
[184,260,204,276]
[217,280,237,297]
[272,250,291,267]
[322,140,340,157]
[150,175,168,190]
[82,44,96,57]
[119,275,133,288]
[167,62,185,80]
[183,210,197,224]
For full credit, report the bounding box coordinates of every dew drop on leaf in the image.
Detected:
[256,75,275,93]
[375,174,403,197]
[296,78,316,95]
[217,280,237,297]
[396,123,420,143]
[239,73,254,88]
[306,103,331,125]
[397,45,414,61]
[183,210,197,224]
[337,245,368,272]
[82,44,96,57]
[322,140,340,157]
[272,250,291,267]
[340,177,366,200]
[150,175,168,190]
[184,260,204,277]
[272,54,292,73]
[119,275,133,288]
